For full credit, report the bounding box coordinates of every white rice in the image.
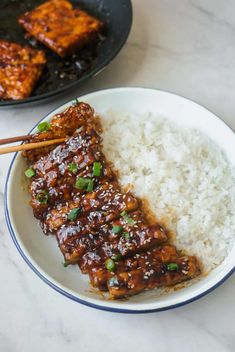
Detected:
[100,110,235,272]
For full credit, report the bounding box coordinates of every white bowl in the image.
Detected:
[5,88,235,313]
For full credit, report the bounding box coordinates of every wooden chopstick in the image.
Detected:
[0,138,66,155]
[0,134,32,145]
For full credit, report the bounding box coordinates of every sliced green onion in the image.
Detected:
[166,263,179,271]
[122,232,130,240]
[112,253,122,261]
[24,168,35,178]
[36,190,49,204]
[93,161,102,177]
[37,121,50,132]
[75,177,94,192]
[68,162,78,174]
[63,261,69,267]
[105,258,116,272]
[108,276,119,287]
[75,177,86,189]
[86,179,94,192]
[120,211,136,225]
[126,217,136,225]
[67,207,80,221]
[72,98,80,106]
[112,225,123,234]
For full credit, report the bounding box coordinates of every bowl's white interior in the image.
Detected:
[6,88,235,311]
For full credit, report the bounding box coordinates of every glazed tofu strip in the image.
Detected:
[23,102,96,162]
[0,40,46,100]
[87,245,179,291]
[79,222,167,273]
[28,115,115,220]
[43,182,139,232]
[19,0,103,57]
[79,222,168,274]
[32,158,114,219]
[33,126,102,177]
[30,144,114,220]
[107,253,200,298]
[57,211,148,262]
[57,211,168,264]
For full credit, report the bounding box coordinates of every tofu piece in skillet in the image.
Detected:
[0,40,46,100]
[18,0,103,57]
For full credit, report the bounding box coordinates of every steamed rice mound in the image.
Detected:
[101,111,235,272]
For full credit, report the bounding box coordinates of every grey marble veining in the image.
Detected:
[0,1,234,351]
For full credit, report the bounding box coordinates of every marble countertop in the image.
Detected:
[0,0,235,351]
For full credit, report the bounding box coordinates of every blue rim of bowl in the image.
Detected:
[4,87,235,313]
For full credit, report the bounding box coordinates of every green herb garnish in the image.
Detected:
[112,253,122,261]
[120,211,127,217]
[37,121,50,132]
[75,177,94,192]
[67,207,80,221]
[68,162,78,174]
[75,177,86,189]
[105,258,116,272]
[120,211,136,225]
[112,225,123,234]
[36,190,49,204]
[86,179,94,192]
[126,218,136,225]
[72,98,80,106]
[63,261,69,268]
[122,232,130,240]
[24,168,35,178]
[93,161,102,177]
[166,263,179,271]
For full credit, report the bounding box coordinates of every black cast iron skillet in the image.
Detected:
[0,0,132,107]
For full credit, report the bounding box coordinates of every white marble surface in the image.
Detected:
[0,0,235,351]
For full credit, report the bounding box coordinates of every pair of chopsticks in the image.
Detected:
[0,134,65,155]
